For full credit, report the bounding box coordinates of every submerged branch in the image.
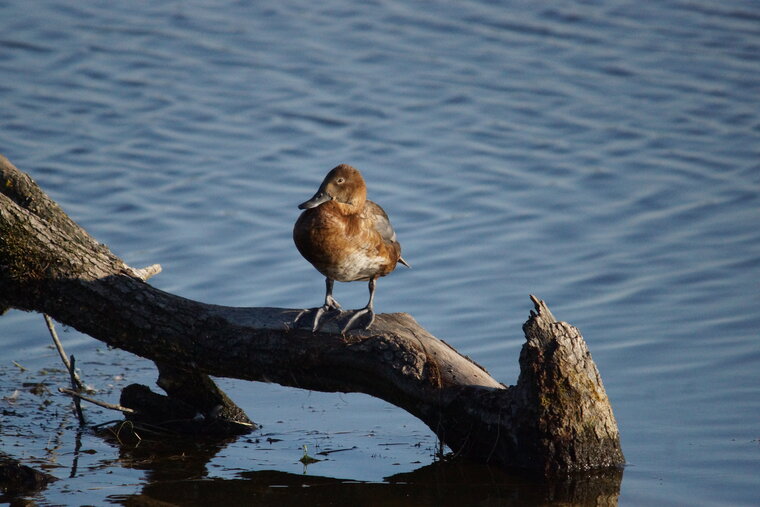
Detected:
[58,387,135,414]
[44,314,83,389]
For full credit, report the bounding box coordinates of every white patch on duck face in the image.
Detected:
[326,249,386,282]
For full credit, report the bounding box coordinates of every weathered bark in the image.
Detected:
[0,154,624,473]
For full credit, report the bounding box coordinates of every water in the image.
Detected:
[1,0,759,504]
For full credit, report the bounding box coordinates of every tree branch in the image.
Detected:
[0,154,624,473]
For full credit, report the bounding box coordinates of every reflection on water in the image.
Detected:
[123,466,623,507]
[107,432,624,507]
[1,0,759,504]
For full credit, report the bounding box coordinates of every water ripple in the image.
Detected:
[1,0,759,504]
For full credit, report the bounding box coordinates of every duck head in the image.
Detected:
[298,164,367,212]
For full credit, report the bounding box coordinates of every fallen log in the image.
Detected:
[0,154,624,473]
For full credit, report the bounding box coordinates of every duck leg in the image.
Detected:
[341,277,376,333]
[295,278,342,332]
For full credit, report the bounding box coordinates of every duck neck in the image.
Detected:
[332,199,364,215]
[333,187,366,215]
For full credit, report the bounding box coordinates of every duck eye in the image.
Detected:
[336,177,345,184]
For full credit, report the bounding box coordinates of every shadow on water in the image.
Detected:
[104,432,623,506]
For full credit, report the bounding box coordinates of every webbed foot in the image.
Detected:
[340,306,375,334]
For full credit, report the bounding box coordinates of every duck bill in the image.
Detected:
[298,190,332,209]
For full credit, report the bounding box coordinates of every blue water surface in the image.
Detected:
[1,0,759,505]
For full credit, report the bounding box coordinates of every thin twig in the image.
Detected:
[69,355,85,425]
[89,419,125,429]
[43,314,83,390]
[58,387,136,414]
[112,420,142,446]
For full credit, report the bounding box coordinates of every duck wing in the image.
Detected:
[365,200,410,268]
[365,200,398,243]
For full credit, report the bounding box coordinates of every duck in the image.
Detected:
[293,164,409,333]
